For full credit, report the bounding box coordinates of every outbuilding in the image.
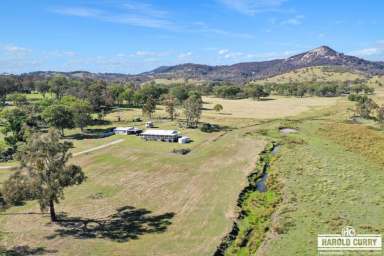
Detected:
[114,127,142,135]
[178,136,191,144]
[141,129,180,142]
[145,121,154,128]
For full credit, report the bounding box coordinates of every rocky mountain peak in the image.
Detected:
[309,46,337,56]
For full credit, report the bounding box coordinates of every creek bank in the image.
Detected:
[214,142,282,256]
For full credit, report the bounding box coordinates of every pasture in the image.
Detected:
[254,118,384,255]
[202,95,339,119]
[0,122,266,255]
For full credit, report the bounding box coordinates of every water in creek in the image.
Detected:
[255,145,280,192]
[279,128,298,134]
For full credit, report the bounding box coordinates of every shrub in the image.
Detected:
[200,123,220,133]
[172,148,191,155]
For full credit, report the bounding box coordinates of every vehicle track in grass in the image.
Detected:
[0,139,125,170]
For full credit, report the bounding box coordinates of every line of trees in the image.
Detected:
[207,81,375,99]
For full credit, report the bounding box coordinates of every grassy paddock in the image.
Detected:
[0,112,268,256]
[202,96,340,119]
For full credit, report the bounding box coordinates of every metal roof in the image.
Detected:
[141,129,179,136]
[114,127,134,131]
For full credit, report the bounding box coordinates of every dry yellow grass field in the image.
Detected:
[202,96,341,119]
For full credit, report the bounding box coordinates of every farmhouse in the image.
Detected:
[114,127,142,135]
[141,129,180,142]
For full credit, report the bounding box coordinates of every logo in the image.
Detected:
[318,226,382,254]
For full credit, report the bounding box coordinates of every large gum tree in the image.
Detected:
[2,129,85,222]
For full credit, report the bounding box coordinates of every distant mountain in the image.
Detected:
[142,46,384,82]
[19,46,384,84]
[25,70,146,82]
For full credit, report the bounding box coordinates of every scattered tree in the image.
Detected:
[356,98,378,119]
[213,85,241,99]
[0,108,28,149]
[213,104,223,112]
[34,80,50,97]
[170,87,189,103]
[2,129,85,221]
[88,81,113,111]
[164,94,176,120]
[183,94,202,128]
[42,105,74,136]
[142,96,157,119]
[61,96,92,132]
[48,76,68,99]
[121,88,134,106]
[244,84,270,100]
[377,105,384,127]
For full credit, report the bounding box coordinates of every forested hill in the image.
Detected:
[16,46,384,84]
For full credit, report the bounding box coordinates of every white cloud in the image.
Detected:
[216,48,300,62]
[42,50,78,58]
[217,49,245,60]
[123,1,167,18]
[178,52,192,59]
[318,33,326,38]
[349,41,384,58]
[192,22,255,38]
[217,0,288,15]
[133,50,170,57]
[280,15,304,25]
[53,4,256,37]
[0,45,40,74]
[51,7,101,17]
[2,45,30,57]
[51,3,175,30]
[218,49,230,55]
[350,48,382,57]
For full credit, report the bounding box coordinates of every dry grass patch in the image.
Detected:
[318,122,384,166]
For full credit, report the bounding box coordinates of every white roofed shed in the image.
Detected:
[114,127,142,135]
[141,129,180,142]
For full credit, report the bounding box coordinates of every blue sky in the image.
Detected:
[0,0,383,74]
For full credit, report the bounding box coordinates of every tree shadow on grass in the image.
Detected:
[0,246,57,256]
[46,206,175,242]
